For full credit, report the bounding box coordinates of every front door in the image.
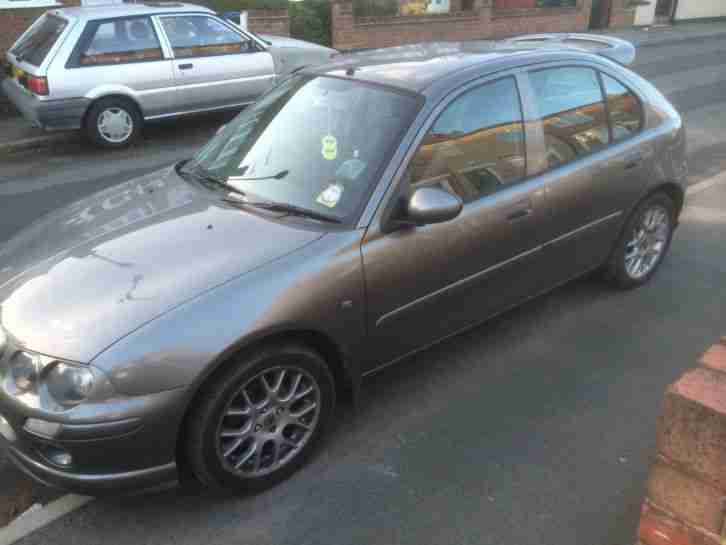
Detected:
[157,15,275,113]
[361,75,548,372]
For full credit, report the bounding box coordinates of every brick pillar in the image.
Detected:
[637,340,726,545]
[330,0,360,51]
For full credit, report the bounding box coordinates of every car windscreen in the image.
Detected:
[11,14,68,67]
[186,75,421,225]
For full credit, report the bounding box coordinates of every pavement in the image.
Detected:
[1,18,726,545]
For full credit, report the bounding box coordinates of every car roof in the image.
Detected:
[307,41,613,94]
[50,2,213,21]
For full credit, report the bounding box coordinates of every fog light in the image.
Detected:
[24,418,61,439]
[43,445,72,467]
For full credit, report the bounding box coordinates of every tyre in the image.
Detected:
[185,343,336,492]
[605,192,676,289]
[84,97,142,149]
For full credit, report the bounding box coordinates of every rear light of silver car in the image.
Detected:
[26,75,49,96]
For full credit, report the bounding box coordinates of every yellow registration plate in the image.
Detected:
[12,65,24,80]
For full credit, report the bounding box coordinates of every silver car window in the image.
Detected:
[160,15,253,58]
[80,17,163,65]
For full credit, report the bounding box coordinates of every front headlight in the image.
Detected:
[2,350,103,412]
[45,362,94,408]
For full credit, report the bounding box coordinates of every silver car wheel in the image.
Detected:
[216,366,321,478]
[97,107,134,144]
[624,204,670,280]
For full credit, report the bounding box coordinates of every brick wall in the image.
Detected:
[247,8,291,36]
[636,340,726,545]
[331,0,593,50]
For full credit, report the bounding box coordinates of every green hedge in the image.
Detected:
[290,0,332,46]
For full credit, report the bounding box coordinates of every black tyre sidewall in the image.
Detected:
[188,346,335,493]
[85,98,142,149]
[609,193,675,289]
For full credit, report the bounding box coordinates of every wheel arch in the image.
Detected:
[174,328,357,480]
[81,93,144,129]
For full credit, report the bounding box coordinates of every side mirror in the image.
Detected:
[400,186,463,227]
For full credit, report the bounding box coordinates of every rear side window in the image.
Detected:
[11,14,68,67]
[79,17,163,66]
[601,73,643,141]
[529,66,610,170]
[408,77,526,203]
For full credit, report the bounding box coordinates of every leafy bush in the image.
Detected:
[290,0,332,46]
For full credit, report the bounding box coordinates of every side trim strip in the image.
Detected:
[145,101,254,120]
[375,244,543,328]
[374,210,623,329]
[544,210,623,247]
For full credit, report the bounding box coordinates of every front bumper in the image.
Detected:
[0,386,188,496]
[1,77,89,131]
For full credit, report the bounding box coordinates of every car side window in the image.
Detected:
[408,77,526,204]
[80,17,163,66]
[601,73,643,142]
[161,16,252,59]
[529,66,610,170]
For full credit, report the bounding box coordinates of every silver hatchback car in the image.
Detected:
[2,2,335,148]
[0,39,686,496]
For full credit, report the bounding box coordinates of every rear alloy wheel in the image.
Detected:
[84,98,142,149]
[185,344,335,492]
[606,192,675,289]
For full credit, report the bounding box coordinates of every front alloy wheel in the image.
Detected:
[185,344,335,492]
[217,366,321,478]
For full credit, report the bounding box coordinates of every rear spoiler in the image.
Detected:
[503,33,636,66]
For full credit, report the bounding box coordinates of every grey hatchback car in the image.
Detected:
[0,38,686,495]
[2,2,335,148]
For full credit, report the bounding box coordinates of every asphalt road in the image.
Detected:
[1,29,726,545]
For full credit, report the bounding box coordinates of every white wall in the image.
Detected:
[675,0,726,20]
[634,1,656,25]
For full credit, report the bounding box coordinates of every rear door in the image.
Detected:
[156,14,275,113]
[6,12,74,85]
[522,64,647,286]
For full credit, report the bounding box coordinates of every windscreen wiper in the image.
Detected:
[178,164,242,194]
[223,197,342,224]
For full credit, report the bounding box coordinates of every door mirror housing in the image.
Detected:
[398,186,463,227]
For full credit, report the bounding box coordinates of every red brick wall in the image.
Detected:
[636,340,726,545]
[332,0,593,50]
[247,9,291,37]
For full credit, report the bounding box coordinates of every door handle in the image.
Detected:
[624,153,643,170]
[506,208,532,221]
[178,63,194,70]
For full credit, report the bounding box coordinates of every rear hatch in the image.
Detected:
[5,12,75,94]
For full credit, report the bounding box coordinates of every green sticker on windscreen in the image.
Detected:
[321,134,338,161]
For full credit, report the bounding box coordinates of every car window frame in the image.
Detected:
[65,15,167,69]
[405,74,529,205]
[597,70,645,145]
[523,62,615,176]
[156,13,263,60]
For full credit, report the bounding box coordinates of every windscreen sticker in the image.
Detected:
[316,183,344,208]
[321,134,338,161]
